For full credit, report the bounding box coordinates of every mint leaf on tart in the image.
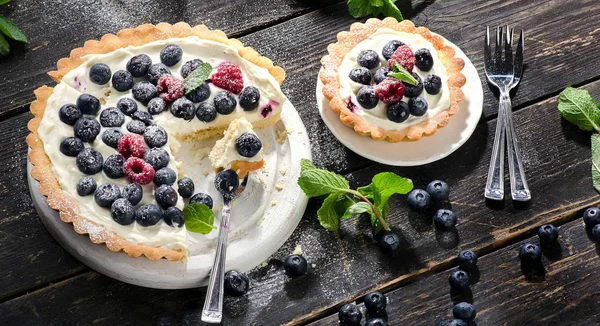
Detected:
[183,203,216,234]
[558,87,600,131]
[592,134,600,193]
[184,62,213,95]
[389,61,418,86]
[0,16,27,42]
[297,158,350,197]
[347,0,403,21]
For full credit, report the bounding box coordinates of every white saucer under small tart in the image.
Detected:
[28,101,310,289]
[317,33,483,166]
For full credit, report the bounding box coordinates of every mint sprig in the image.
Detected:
[297,159,413,234]
[0,1,27,57]
[183,203,216,234]
[347,0,403,21]
[184,62,213,95]
[389,61,418,86]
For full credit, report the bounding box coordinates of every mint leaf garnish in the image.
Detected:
[592,134,600,193]
[389,61,418,86]
[183,203,216,234]
[318,193,345,231]
[0,33,8,57]
[0,16,27,42]
[0,0,10,5]
[334,195,354,217]
[373,172,414,204]
[347,0,403,21]
[342,202,372,219]
[558,87,600,131]
[297,158,350,197]
[184,62,213,95]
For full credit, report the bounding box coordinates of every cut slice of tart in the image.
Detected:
[209,117,265,178]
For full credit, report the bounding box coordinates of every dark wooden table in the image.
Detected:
[1,0,600,325]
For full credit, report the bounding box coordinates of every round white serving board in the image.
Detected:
[28,100,311,289]
[317,34,484,166]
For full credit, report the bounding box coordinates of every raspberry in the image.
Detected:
[211,62,244,94]
[118,134,146,158]
[388,45,415,72]
[156,75,184,102]
[375,78,405,104]
[123,157,155,185]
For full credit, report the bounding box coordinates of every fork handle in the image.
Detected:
[485,91,507,200]
[504,95,531,201]
[201,199,232,324]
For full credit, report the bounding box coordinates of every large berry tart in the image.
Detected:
[27,23,287,261]
[320,18,466,142]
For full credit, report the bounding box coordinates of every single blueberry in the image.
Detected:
[349,67,372,85]
[132,81,158,104]
[407,189,431,212]
[144,125,168,148]
[519,243,542,262]
[239,86,261,111]
[127,120,146,134]
[177,177,195,198]
[386,102,410,123]
[453,302,476,322]
[132,111,154,126]
[76,94,101,115]
[163,206,184,227]
[538,224,559,244]
[357,86,379,109]
[122,183,143,205]
[126,54,152,77]
[189,193,213,209]
[283,254,308,277]
[214,169,239,195]
[403,72,424,97]
[89,63,111,85]
[214,91,237,115]
[415,48,434,72]
[583,207,600,227]
[154,167,176,186]
[377,231,400,253]
[180,58,203,78]
[76,148,103,175]
[424,74,442,95]
[426,180,450,202]
[135,204,163,227]
[448,319,468,326]
[170,97,196,120]
[147,97,167,115]
[433,209,457,230]
[235,133,262,158]
[94,183,121,208]
[382,40,405,60]
[59,137,84,157]
[144,148,170,170]
[111,71,134,93]
[59,104,82,125]
[185,83,211,103]
[160,44,183,67]
[76,176,97,196]
[408,96,428,116]
[224,270,250,297]
[338,304,362,326]
[116,97,138,116]
[154,184,178,209]
[365,318,387,326]
[364,291,387,314]
[101,128,123,148]
[374,67,389,84]
[448,270,470,291]
[196,102,218,122]
[357,50,380,69]
[147,63,171,85]
[74,117,101,142]
[457,250,478,271]
[592,224,600,242]
[103,154,126,179]
[99,107,125,127]
[111,198,135,225]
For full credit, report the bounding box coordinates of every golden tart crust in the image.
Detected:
[320,18,466,142]
[27,23,285,261]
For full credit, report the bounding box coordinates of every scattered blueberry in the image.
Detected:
[236,133,262,158]
[59,137,84,157]
[407,189,431,212]
[101,129,122,148]
[364,291,387,314]
[453,302,476,322]
[160,44,183,67]
[144,125,168,148]
[89,63,111,85]
[349,67,372,85]
[76,177,97,196]
[214,169,239,195]
[284,254,308,277]
[386,101,410,123]
[448,270,470,291]
[403,72,423,97]
[189,193,213,209]
[126,54,152,77]
[135,204,163,227]
[76,148,103,174]
[132,111,154,126]
[426,180,450,202]
[519,243,542,262]
[74,117,101,142]
[239,86,261,111]
[59,104,82,125]
[154,184,178,209]
[127,120,146,134]
[592,224,600,242]
[185,83,211,103]
[132,81,158,104]
[373,67,389,84]
[433,209,457,230]
[448,319,468,326]
[382,40,405,60]
[365,318,387,326]
[538,224,559,244]
[457,250,478,271]
[338,303,362,326]
[196,102,218,122]
[170,97,196,120]
[143,148,170,170]
[122,183,143,205]
[144,97,165,116]
[111,70,134,92]
[214,91,237,115]
[94,183,121,208]
[99,108,125,127]
[424,74,442,95]
[414,48,434,72]
[103,154,126,179]
[177,177,194,198]
[377,231,400,253]
[357,86,379,109]
[180,58,203,78]
[357,50,380,69]
[164,206,184,227]
[111,198,135,225]
[583,207,600,227]
[76,93,101,115]
[408,96,428,116]
[224,270,250,297]
[154,167,176,186]
[147,63,171,85]
[116,97,138,116]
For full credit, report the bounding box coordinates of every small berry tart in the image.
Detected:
[320,18,466,141]
[27,23,288,261]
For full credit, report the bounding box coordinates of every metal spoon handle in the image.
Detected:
[201,198,232,324]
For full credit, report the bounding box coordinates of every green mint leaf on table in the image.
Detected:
[592,134,600,193]
[318,192,345,231]
[558,87,600,131]
[347,0,403,21]
[342,202,372,219]
[184,62,213,95]
[297,158,350,197]
[0,0,10,5]
[0,33,8,57]
[334,195,354,218]
[380,0,403,20]
[0,16,27,42]
[183,203,216,234]
[389,61,418,85]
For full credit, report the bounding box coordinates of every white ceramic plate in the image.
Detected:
[317,35,484,166]
[27,100,311,289]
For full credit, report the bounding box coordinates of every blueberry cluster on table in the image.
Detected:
[348,40,442,123]
[338,291,389,326]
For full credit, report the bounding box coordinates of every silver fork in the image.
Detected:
[202,174,249,324]
[484,26,530,201]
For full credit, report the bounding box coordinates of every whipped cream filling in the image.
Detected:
[209,117,263,170]
[37,37,288,253]
[338,28,451,131]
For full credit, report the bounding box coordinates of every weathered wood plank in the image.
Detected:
[309,218,600,325]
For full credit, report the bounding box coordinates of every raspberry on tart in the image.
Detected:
[320,18,466,142]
